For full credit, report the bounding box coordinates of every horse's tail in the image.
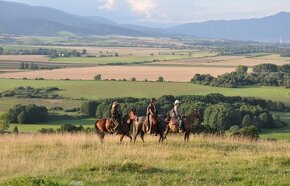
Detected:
[94,119,99,131]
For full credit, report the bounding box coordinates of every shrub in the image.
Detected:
[57,124,84,133]
[39,128,55,134]
[94,74,102,81]
[8,104,48,124]
[156,76,164,82]
[13,126,19,134]
[234,126,259,139]
[0,113,9,132]
[131,77,136,82]
[81,101,97,117]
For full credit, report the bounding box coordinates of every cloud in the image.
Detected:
[126,0,158,19]
[100,0,115,11]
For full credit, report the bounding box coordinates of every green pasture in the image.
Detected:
[7,118,95,133]
[0,79,289,104]
[260,112,290,140]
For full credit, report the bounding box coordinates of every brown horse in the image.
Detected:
[163,110,199,142]
[131,112,166,143]
[94,109,136,143]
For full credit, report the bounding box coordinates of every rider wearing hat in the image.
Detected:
[111,101,122,133]
[147,98,158,134]
[171,100,184,132]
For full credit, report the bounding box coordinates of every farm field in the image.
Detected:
[0,65,236,81]
[0,79,289,104]
[0,134,289,185]
[151,54,290,67]
[49,54,195,64]
[0,55,49,62]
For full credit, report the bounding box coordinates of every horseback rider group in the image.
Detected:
[109,98,185,134]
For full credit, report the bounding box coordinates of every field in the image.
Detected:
[151,54,290,67]
[8,118,95,133]
[0,66,235,81]
[0,134,289,185]
[260,112,290,140]
[0,79,289,105]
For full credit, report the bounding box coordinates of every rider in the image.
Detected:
[171,100,184,133]
[147,98,158,134]
[111,101,122,133]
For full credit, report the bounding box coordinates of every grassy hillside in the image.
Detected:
[0,135,289,185]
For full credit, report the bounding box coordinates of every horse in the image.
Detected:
[163,110,199,142]
[94,109,136,143]
[131,111,166,143]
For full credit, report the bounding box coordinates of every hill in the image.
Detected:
[169,12,290,42]
[0,0,161,36]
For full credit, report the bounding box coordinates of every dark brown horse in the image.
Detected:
[131,112,166,143]
[94,109,136,143]
[163,110,199,142]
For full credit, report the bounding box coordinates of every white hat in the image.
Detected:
[174,100,181,105]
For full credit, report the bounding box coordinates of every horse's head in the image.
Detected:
[188,109,200,120]
[127,108,138,122]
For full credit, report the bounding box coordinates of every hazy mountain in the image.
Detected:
[0,0,153,36]
[168,12,290,42]
[1,0,290,42]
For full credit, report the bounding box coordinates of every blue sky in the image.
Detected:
[5,0,290,27]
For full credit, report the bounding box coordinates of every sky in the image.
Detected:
[4,0,290,27]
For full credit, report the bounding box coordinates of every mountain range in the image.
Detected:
[0,0,290,42]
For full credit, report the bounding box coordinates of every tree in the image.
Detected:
[156,76,164,82]
[8,104,48,124]
[242,115,252,127]
[17,111,26,124]
[82,49,87,55]
[203,104,239,131]
[0,113,9,132]
[131,77,136,82]
[253,64,278,73]
[20,62,25,69]
[13,126,19,134]
[236,65,248,74]
[259,112,274,128]
[94,74,102,81]
[81,101,97,117]
[115,53,119,57]
[0,47,3,55]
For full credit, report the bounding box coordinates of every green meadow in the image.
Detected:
[0,79,289,103]
[0,134,289,185]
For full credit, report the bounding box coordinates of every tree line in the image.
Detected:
[0,86,63,99]
[4,93,289,133]
[81,93,288,132]
[191,64,290,88]
[0,47,86,58]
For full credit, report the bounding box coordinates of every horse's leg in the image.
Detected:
[162,125,170,142]
[133,129,141,143]
[184,130,190,142]
[126,134,132,143]
[96,127,105,143]
[120,135,125,143]
[140,131,145,143]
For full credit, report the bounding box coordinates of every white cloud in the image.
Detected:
[126,0,158,19]
[100,0,115,11]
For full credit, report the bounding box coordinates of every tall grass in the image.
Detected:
[0,134,289,185]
